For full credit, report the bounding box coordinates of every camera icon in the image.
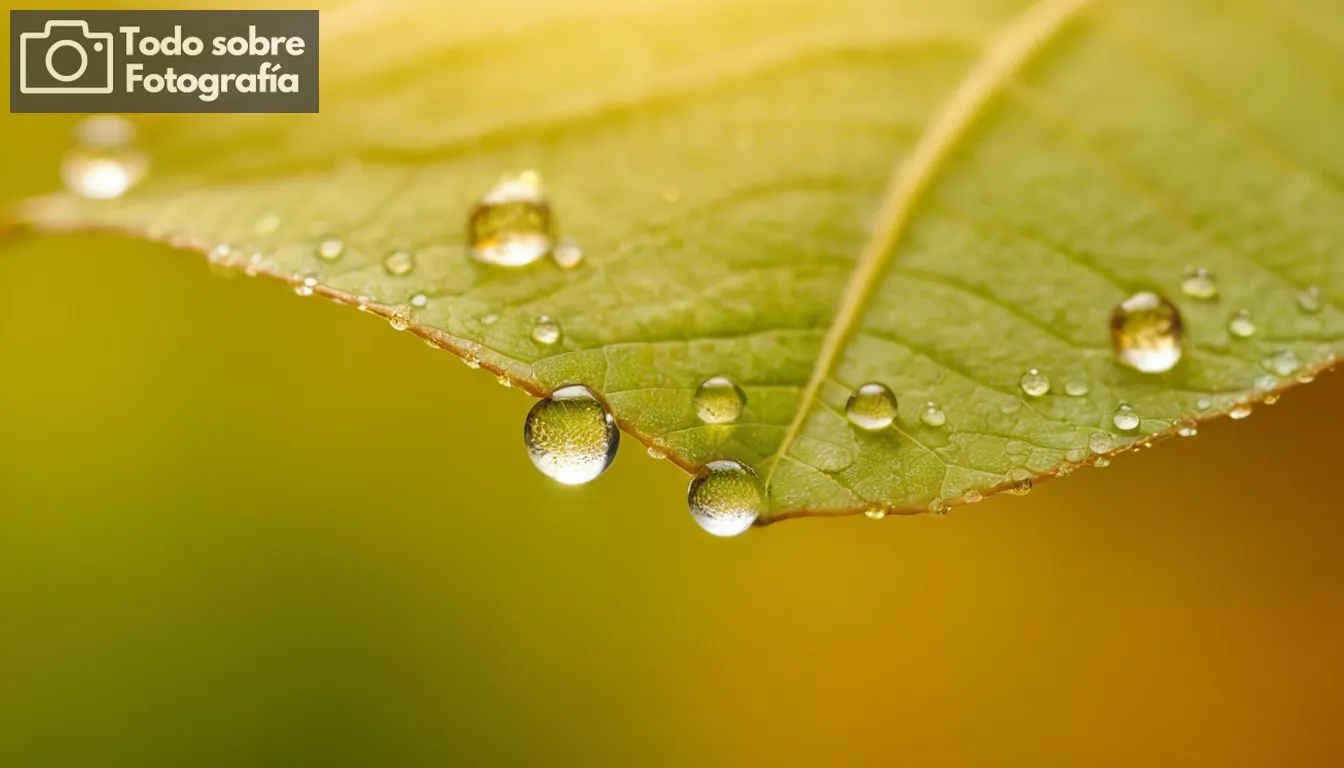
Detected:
[19,20,114,94]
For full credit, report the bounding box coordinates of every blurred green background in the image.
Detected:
[5,12,1344,768]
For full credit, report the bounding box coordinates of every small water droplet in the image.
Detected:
[1020,369,1050,397]
[964,490,983,504]
[694,376,746,424]
[1064,375,1091,397]
[254,212,281,236]
[1094,457,1112,468]
[845,382,898,430]
[1089,431,1113,454]
[552,238,584,269]
[1297,286,1322,314]
[920,402,946,427]
[410,293,429,308]
[864,507,887,520]
[481,313,500,326]
[383,250,415,276]
[1230,402,1253,420]
[646,443,668,460]
[929,498,950,515]
[1296,372,1316,384]
[1110,291,1183,373]
[1264,393,1280,405]
[1264,349,1300,377]
[1000,400,1022,415]
[687,459,764,537]
[531,316,562,346]
[469,171,553,267]
[524,384,620,486]
[1180,268,1218,300]
[317,235,344,261]
[497,375,512,388]
[1228,310,1257,339]
[1176,418,1198,437]
[1065,447,1088,463]
[1254,374,1277,391]
[293,284,313,297]
[1008,468,1033,496]
[1196,396,1213,411]
[387,305,412,331]
[1113,404,1140,431]
[462,356,481,370]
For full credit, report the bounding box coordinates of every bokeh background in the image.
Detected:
[5,9,1344,767]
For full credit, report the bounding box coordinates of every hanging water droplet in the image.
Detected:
[1264,393,1280,405]
[1094,457,1112,468]
[864,506,887,520]
[1230,402,1253,420]
[410,293,429,309]
[929,498,950,515]
[686,459,763,537]
[1110,291,1183,373]
[387,305,412,331]
[531,316,562,347]
[206,243,241,278]
[524,384,620,486]
[497,375,512,388]
[1180,268,1218,300]
[462,355,481,370]
[1264,349,1300,377]
[1176,418,1198,437]
[469,171,553,267]
[1228,310,1256,339]
[62,116,147,200]
[694,376,746,425]
[1020,369,1050,397]
[1113,404,1140,431]
[1296,372,1316,384]
[293,276,314,297]
[317,235,344,262]
[1297,286,1322,314]
[920,402,946,427]
[552,237,584,269]
[254,212,281,236]
[1064,374,1091,397]
[1008,468,1033,495]
[845,382,897,430]
[963,490,983,504]
[1089,431,1113,455]
[646,442,668,460]
[383,249,415,276]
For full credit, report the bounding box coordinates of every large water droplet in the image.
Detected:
[845,382,897,430]
[531,315,562,346]
[469,171,553,267]
[317,235,344,262]
[687,459,763,537]
[1180,268,1218,300]
[524,384,620,486]
[1110,291,1183,373]
[1020,369,1050,397]
[694,376,746,424]
[1227,310,1256,339]
[920,402,946,427]
[62,116,147,200]
[552,237,584,269]
[383,249,415,276]
[1113,404,1140,431]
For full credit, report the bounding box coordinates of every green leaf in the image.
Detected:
[9,0,1344,522]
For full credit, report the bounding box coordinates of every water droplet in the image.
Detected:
[1230,402,1253,420]
[1180,268,1218,300]
[1089,431,1113,454]
[552,238,584,269]
[963,490,983,504]
[462,356,481,370]
[1064,375,1091,397]
[206,243,241,278]
[481,313,500,326]
[293,284,313,297]
[646,443,668,460]
[1020,369,1050,397]
[687,459,763,537]
[1254,374,1277,391]
[1000,400,1022,415]
[1176,418,1198,437]
[1228,310,1256,339]
[1008,468,1033,495]
[531,316,562,347]
[1264,349,1300,377]
[387,305,412,332]
[929,498,950,515]
[524,384,620,486]
[1196,396,1212,411]
[410,293,429,308]
[317,235,344,261]
[1264,393,1280,405]
[1113,404,1140,431]
[864,507,887,520]
[1297,286,1322,314]
[497,374,512,388]
[469,171,553,267]
[694,376,746,424]
[1296,372,1316,384]
[845,382,898,430]
[1065,447,1088,463]
[1110,291,1183,373]
[62,116,147,200]
[254,212,281,236]
[920,402,947,427]
[383,249,415,276]
[1094,457,1111,468]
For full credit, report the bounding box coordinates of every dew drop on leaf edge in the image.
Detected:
[687,459,764,537]
[845,382,897,430]
[694,376,746,425]
[524,384,619,486]
[1110,291,1183,374]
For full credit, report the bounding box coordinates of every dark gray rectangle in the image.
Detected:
[10,10,319,113]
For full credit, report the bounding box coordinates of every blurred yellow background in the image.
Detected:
[5,13,1344,768]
